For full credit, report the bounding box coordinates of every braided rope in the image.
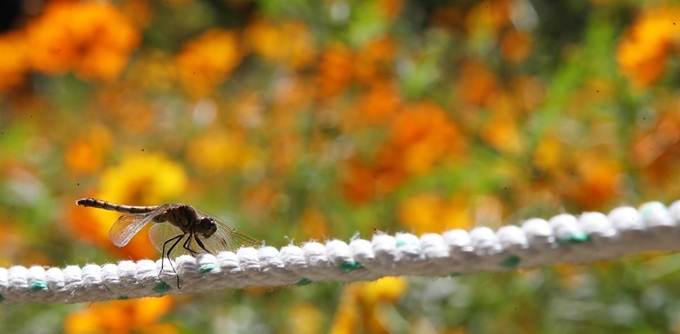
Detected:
[1,200,679,304]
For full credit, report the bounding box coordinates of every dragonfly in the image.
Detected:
[76,197,261,288]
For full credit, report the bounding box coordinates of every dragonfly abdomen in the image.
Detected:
[76,198,159,214]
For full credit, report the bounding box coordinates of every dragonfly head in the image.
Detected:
[197,217,218,238]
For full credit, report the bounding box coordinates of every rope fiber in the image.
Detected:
[1,200,679,304]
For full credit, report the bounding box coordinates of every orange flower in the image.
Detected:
[65,124,113,174]
[511,75,545,112]
[378,0,404,20]
[0,222,28,268]
[246,19,316,69]
[617,6,680,89]
[341,152,408,205]
[316,43,354,99]
[176,29,243,97]
[456,61,498,106]
[119,0,154,29]
[241,180,281,220]
[479,110,524,154]
[300,208,329,240]
[64,297,176,334]
[342,102,465,204]
[431,7,466,35]
[342,158,386,205]
[500,29,533,62]
[465,0,512,35]
[271,75,315,110]
[631,107,680,186]
[554,264,584,289]
[354,37,396,85]
[27,1,140,80]
[559,152,622,210]
[269,133,303,173]
[350,85,402,125]
[126,50,178,94]
[0,31,29,90]
[389,102,465,174]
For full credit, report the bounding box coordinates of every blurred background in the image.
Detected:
[1,0,680,332]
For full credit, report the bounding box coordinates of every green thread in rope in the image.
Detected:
[29,281,48,292]
[0,294,4,303]
[640,202,667,216]
[296,278,313,286]
[396,239,421,249]
[338,261,363,273]
[199,263,219,274]
[153,282,171,293]
[563,232,590,244]
[500,255,521,268]
[117,295,129,300]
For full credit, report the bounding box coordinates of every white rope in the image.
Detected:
[1,200,679,304]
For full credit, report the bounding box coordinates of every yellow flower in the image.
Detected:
[355,276,408,305]
[97,153,188,206]
[186,131,243,174]
[288,302,323,334]
[27,1,140,81]
[69,153,188,259]
[186,129,262,175]
[398,193,473,234]
[175,29,243,97]
[330,277,408,333]
[64,297,176,334]
[533,134,562,172]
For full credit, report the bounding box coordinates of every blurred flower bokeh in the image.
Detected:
[1,0,680,332]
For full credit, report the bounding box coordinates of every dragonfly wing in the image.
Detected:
[198,211,261,253]
[148,223,189,259]
[108,213,155,247]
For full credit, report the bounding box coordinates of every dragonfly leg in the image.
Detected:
[162,233,185,289]
[182,233,199,256]
[194,234,212,254]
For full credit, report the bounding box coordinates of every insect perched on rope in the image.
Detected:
[76,198,261,288]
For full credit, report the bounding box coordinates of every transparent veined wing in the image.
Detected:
[148,222,189,259]
[148,209,261,259]
[108,211,159,247]
[197,210,261,254]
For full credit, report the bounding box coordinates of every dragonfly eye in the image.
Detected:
[198,217,218,238]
